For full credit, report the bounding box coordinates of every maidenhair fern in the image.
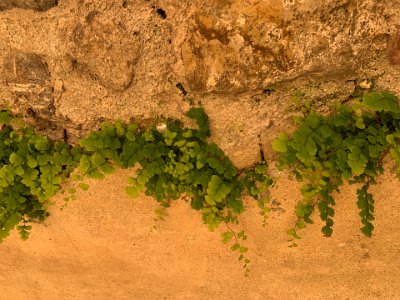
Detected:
[273,91,400,245]
[0,107,272,273]
[2,90,400,271]
[0,111,80,241]
[76,107,272,273]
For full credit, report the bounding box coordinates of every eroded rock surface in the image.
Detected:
[0,0,399,167]
[71,11,142,92]
[182,0,395,94]
[389,31,400,65]
[0,0,57,11]
[3,50,49,85]
[182,0,287,93]
[3,50,53,113]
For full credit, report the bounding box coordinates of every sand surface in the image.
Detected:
[1,168,399,299]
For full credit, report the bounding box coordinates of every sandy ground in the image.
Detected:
[0,167,399,300]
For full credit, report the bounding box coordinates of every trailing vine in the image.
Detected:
[2,90,400,270]
[0,107,272,273]
[273,91,400,245]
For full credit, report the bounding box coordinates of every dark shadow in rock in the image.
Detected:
[0,0,58,12]
[156,8,167,19]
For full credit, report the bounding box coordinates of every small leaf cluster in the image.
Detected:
[0,111,80,242]
[273,91,400,243]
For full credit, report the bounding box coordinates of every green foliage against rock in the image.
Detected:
[0,107,272,272]
[3,90,400,270]
[0,112,80,241]
[76,107,272,272]
[273,91,400,244]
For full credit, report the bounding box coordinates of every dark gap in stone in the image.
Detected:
[63,129,68,142]
[176,83,187,95]
[156,8,167,19]
[258,134,266,162]
[27,108,37,118]
[262,89,273,95]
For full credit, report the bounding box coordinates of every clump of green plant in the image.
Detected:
[0,107,272,273]
[77,108,272,272]
[0,112,81,242]
[273,91,400,245]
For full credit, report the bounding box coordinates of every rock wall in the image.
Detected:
[1,0,399,168]
[0,0,57,12]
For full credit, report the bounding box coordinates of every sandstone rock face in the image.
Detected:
[3,50,53,113]
[71,11,142,92]
[3,50,49,85]
[182,0,287,94]
[182,0,394,94]
[389,32,400,65]
[0,0,57,11]
[0,0,399,168]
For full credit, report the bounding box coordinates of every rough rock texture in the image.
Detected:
[182,0,395,94]
[71,11,142,92]
[3,50,54,114]
[3,50,50,85]
[0,0,57,11]
[389,31,400,65]
[0,0,399,167]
